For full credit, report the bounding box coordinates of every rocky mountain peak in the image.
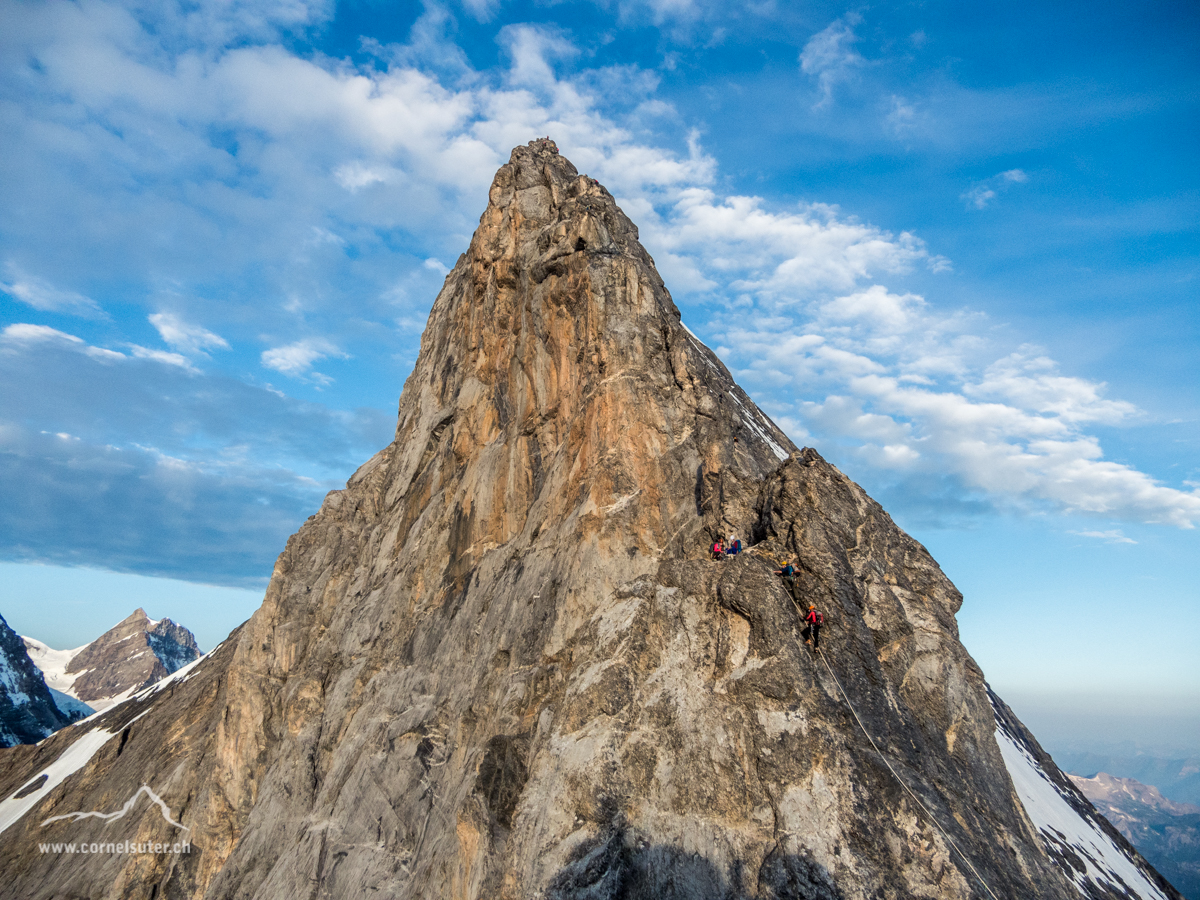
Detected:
[383,138,792,598]
[55,609,200,710]
[0,144,1182,900]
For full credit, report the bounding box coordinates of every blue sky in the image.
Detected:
[1,0,1197,750]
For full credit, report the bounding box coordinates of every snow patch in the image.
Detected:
[0,652,30,706]
[728,392,789,461]
[994,726,1169,900]
[0,726,118,834]
[83,685,140,713]
[141,651,206,695]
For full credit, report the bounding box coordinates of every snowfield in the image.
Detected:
[21,636,85,697]
[994,711,1170,900]
[0,726,120,835]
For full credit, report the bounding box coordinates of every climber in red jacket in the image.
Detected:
[802,604,823,650]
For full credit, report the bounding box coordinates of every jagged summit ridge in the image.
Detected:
[0,143,1182,900]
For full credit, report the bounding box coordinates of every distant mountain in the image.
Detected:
[0,614,76,747]
[23,609,201,712]
[1073,773,1200,899]
[1056,749,1200,807]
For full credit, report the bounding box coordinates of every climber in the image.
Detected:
[775,559,797,599]
[802,604,823,650]
[711,538,725,560]
[727,534,742,555]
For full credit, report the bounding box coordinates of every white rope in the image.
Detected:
[783,589,1001,900]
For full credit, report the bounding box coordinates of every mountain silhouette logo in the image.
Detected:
[40,785,189,832]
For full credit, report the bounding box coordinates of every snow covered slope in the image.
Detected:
[990,688,1181,900]
[21,637,85,697]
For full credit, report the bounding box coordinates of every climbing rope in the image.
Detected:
[780,588,1001,900]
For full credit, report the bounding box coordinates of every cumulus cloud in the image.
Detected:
[2,323,85,346]
[962,186,998,210]
[499,24,580,89]
[714,290,1200,528]
[0,331,393,582]
[643,193,946,303]
[0,0,1192,591]
[0,424,320,588]
[2,323,127,362]
[2,323,206,370]
[129,344,197,371]
[885,95,920,136]
[800,14,865,108]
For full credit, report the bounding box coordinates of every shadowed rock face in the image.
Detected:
[0,614,70,747]
[0,142,1182,900]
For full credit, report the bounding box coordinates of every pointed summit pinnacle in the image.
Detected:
[366,140,794,588]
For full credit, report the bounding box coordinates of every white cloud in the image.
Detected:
[716,293,1200,528]
[962,169,1030,209]
[333,161,394,193]
[149,313,230,355]
[499,24,579,89]
[1,324,123,361]
[261,338,347,382]
[966,350,1136,425]
[129,345,197,371]
[2,324,86,346]
[1,0,1193,555]
[885,95,919,136]
[644,192,940,302]
[821,285,926,331]
[800,14,864,108]
[962,186,997,210]
[1,265,104,317]
[2,323,205,371]
[1071,529,1137,544]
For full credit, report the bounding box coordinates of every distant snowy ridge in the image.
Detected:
[990,687,1179,900]
[47,689,94,720]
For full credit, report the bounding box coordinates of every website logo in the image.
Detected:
[41,784,188,832]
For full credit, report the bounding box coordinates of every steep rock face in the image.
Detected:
[0,141,1183,900]
[0,613,72,747]
[25,609,201,711]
